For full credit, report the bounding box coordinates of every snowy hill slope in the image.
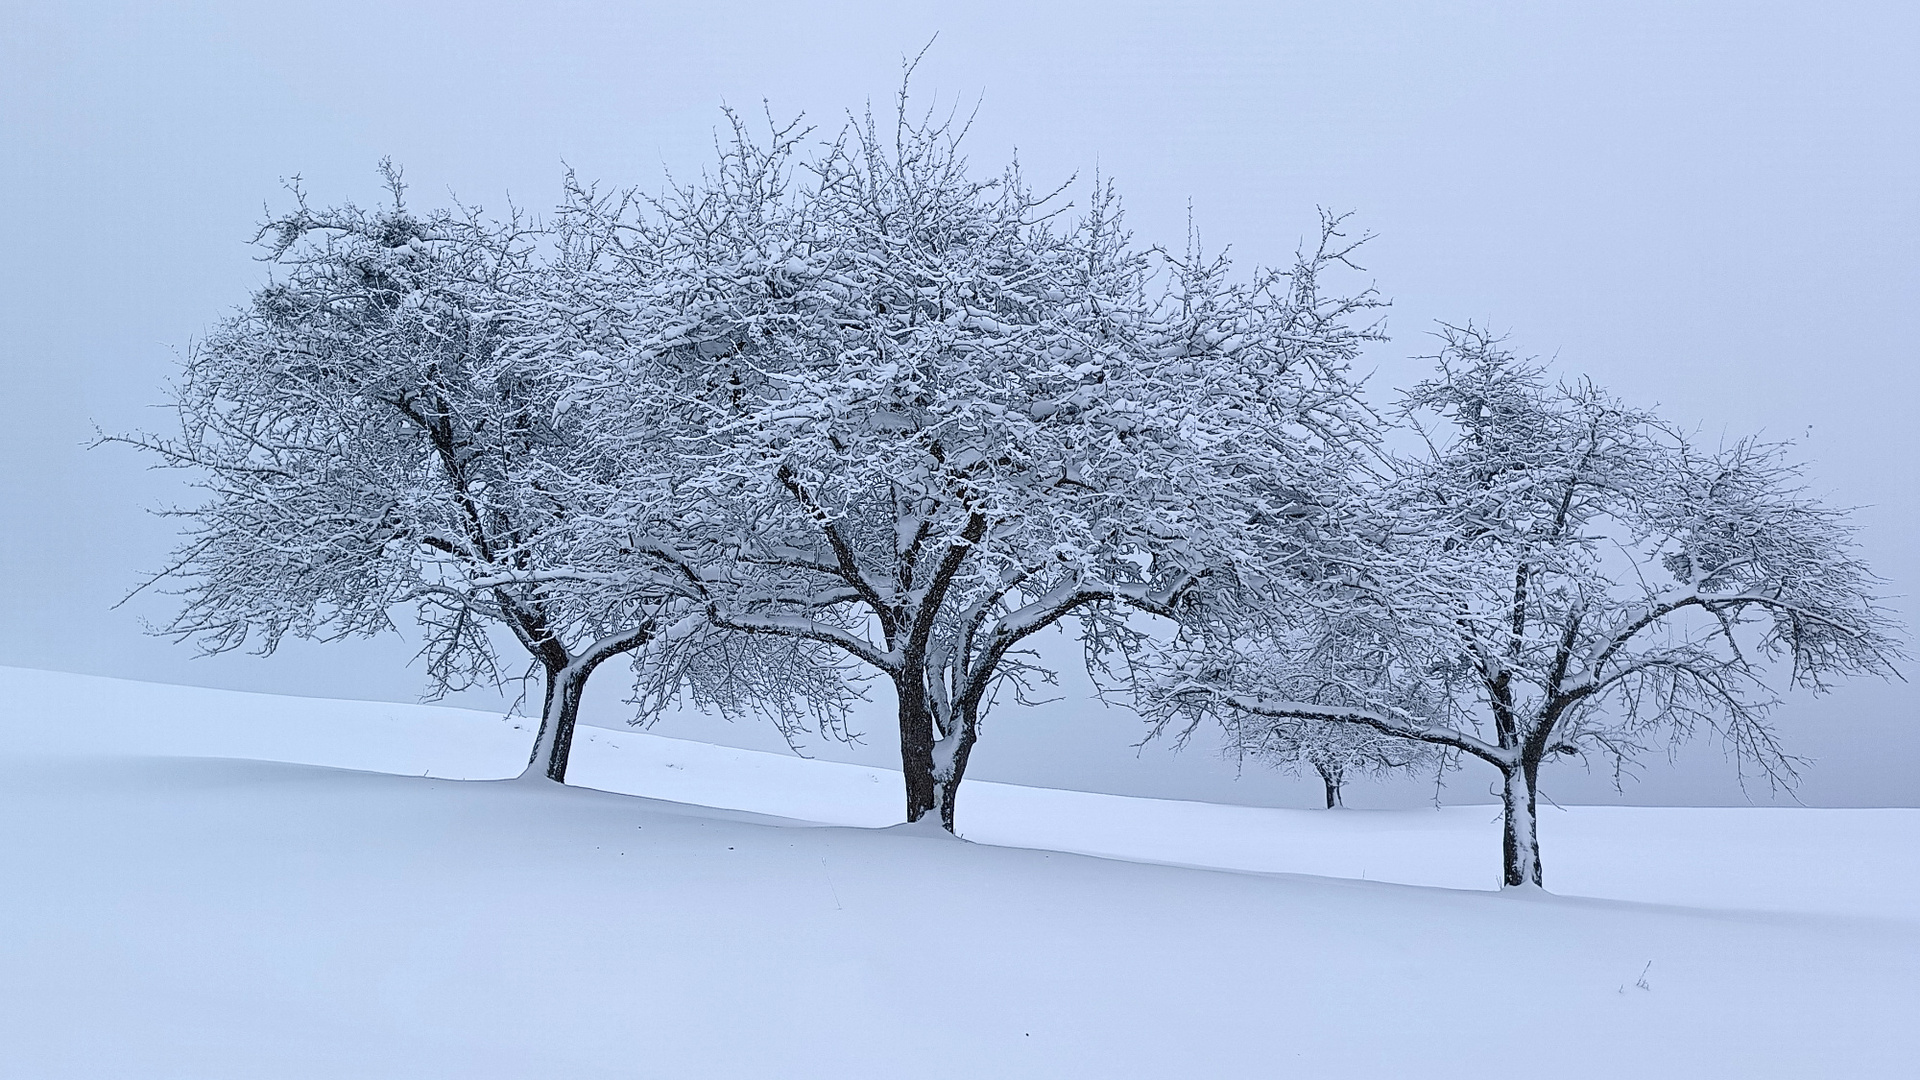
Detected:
[2,666,1915,1078]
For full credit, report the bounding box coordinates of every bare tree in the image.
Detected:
[1266,725,1432,809]
[1161,327,1902,886]
[107,167,696,782]
[569,87,1382,831]
[1211,615,1443,808]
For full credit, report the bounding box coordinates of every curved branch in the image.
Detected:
[776,465,898,640]
[1205,690,1511,768]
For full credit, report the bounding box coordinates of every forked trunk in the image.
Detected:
[895,684,977,832]
[1500,761,1543,887]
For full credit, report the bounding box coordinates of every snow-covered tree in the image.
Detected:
[109,167,706,782]
[1209,614,1443,808]
[1164,327,1902,886]
[1283,725,1431,809]
[569,94,1382,831]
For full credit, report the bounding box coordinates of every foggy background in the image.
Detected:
[3,1,1913,809]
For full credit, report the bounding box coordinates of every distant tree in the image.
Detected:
[1209,615,1444,808]
[1162,327,1902,886]
[1223,711,1433,809]
[567,91,1382,831]
[108,167,722,782]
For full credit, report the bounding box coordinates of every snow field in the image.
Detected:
[2,666,1914,1078]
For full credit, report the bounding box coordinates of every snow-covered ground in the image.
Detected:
[3,665,1914,1078]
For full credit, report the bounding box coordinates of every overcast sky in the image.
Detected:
[3,1,1914,808]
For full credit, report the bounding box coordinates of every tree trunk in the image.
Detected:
[1500,761,1543,887]
[894,681,978,833]
[930,713,980,833]
[897,683,940,826]
[521,661,589,784]
[1316,763,1344,809]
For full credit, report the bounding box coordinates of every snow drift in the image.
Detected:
[2,665,1913,1078]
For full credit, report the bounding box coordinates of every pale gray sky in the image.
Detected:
[3,1,1913,808]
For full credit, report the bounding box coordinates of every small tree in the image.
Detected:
[1261,724,1433,809]
[1165,327,1902,886]
[109,168,695,782]
[576,93,1380,831]
[1209,616,1443,808]
[1228,645,1443,807]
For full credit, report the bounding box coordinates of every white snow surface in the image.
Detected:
[2,665,1914,1078]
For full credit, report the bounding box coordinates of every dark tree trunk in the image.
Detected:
[932,712,980,832]
[544,669,583,782]
[897,681,940,825]
[517,621,658,785]
[1500,758,1543,887]
[1316,763,1344,809]
[523,659,595,784]
[894,679,978,833]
